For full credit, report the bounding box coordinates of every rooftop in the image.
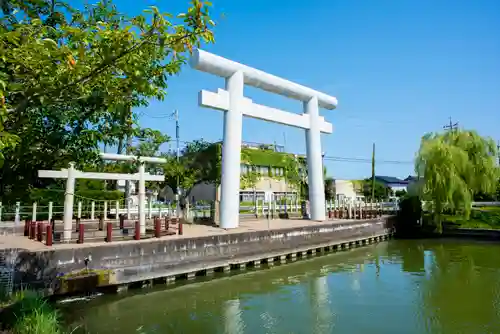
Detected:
[374,176,409,184]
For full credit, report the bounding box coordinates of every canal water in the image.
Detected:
[64,239,500,334]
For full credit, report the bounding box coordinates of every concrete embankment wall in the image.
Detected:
[442,228,500,240]
[12,218,394,295]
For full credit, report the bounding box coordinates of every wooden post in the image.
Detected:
[46,224,53,246]
[134,221,140,240]
[37,222,44,242]
[29,221,36,239]
[178,222,183,235]
[77,201,82,219]
[77,223,84,244]
[115,200,119,219]
[48,202,53,222]
[126,198,131,219]
[14,202,20,225]
[147,199,152,219]
[98,214,104,231]
[32,202,37,222]
[103,201,108,220]
[106,222,113,242]
[165,216,170,231]
[119,214,125,229]
[154,218,161,238]
[24,219,30,236]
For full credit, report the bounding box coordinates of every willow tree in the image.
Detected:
[415,129,498,230]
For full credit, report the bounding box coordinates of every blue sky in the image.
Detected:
[116,0,500,180]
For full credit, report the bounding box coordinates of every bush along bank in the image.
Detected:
[395,195,426,238]
[0,290,69,334]
[396,194,500,236]
[442,206,500,230]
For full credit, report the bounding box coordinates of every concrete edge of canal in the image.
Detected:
[9,217,396,296]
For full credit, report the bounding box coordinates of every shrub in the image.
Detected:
[398,195,422,224]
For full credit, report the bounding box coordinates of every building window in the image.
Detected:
[260,166,269,175]
[240,164,248,175]
[239,191,265,203]
[271,167,284,177]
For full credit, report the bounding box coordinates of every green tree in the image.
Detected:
[0,0,215,201]
[161,140,220,200]
[362,178,389,200]
[415,129,498,230]
[324,177,336,201]
[395,189,407,198]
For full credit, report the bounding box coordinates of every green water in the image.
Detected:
[65,239,500,334]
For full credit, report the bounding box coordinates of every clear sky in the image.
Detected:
[115,0,500,180]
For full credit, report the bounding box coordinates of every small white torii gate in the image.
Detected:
[190,49,338,229]
[38,153,166,242]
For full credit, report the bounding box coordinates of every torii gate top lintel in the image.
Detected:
[190,49,338,110]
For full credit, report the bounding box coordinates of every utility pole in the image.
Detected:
[443,117,459,132]
[174,109,181,217]
[371,143,375,200]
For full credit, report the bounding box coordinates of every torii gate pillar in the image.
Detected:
[220,71,244,229]
[304,96,326,221]
[191,49,338,229]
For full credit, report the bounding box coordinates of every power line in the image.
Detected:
[323,156,413,165]
[443,116,459,131]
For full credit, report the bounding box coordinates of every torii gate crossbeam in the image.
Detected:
[190,49,338,229]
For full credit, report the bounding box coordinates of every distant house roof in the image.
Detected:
[374,176,408,185]
[404,175,419,182]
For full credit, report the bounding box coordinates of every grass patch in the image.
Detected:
[444,208,500,230]
[0,290,70,334]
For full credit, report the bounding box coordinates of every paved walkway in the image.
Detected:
[0,218,381,252]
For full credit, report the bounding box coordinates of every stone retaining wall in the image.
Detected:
[10,217,395,295]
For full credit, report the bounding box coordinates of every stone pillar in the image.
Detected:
[304,96,326,221]
[219,71,244,229]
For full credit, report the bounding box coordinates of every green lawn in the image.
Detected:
[444,207,500,230]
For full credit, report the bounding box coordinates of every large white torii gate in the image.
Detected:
[190,49,338,229]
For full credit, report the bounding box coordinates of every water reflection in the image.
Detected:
[311,275,334,334]
[66,240,500,334]
[223,299,244,334]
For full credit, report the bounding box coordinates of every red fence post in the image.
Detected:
[29,221,36,239]
[119,214,125,229]
[106,222,113,242]
[36,222,44,242]
[46,225,53,246]
[154,218,161,238]
[178,222,183,236]
[24,219,31,237]
[77,223,84,244]
[134,221,140,240]
[164,217,169,231]
[328,210,332,219]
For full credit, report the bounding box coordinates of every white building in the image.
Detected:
[334,179,364,203]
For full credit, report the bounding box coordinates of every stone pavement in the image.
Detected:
[0,217,378,252]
